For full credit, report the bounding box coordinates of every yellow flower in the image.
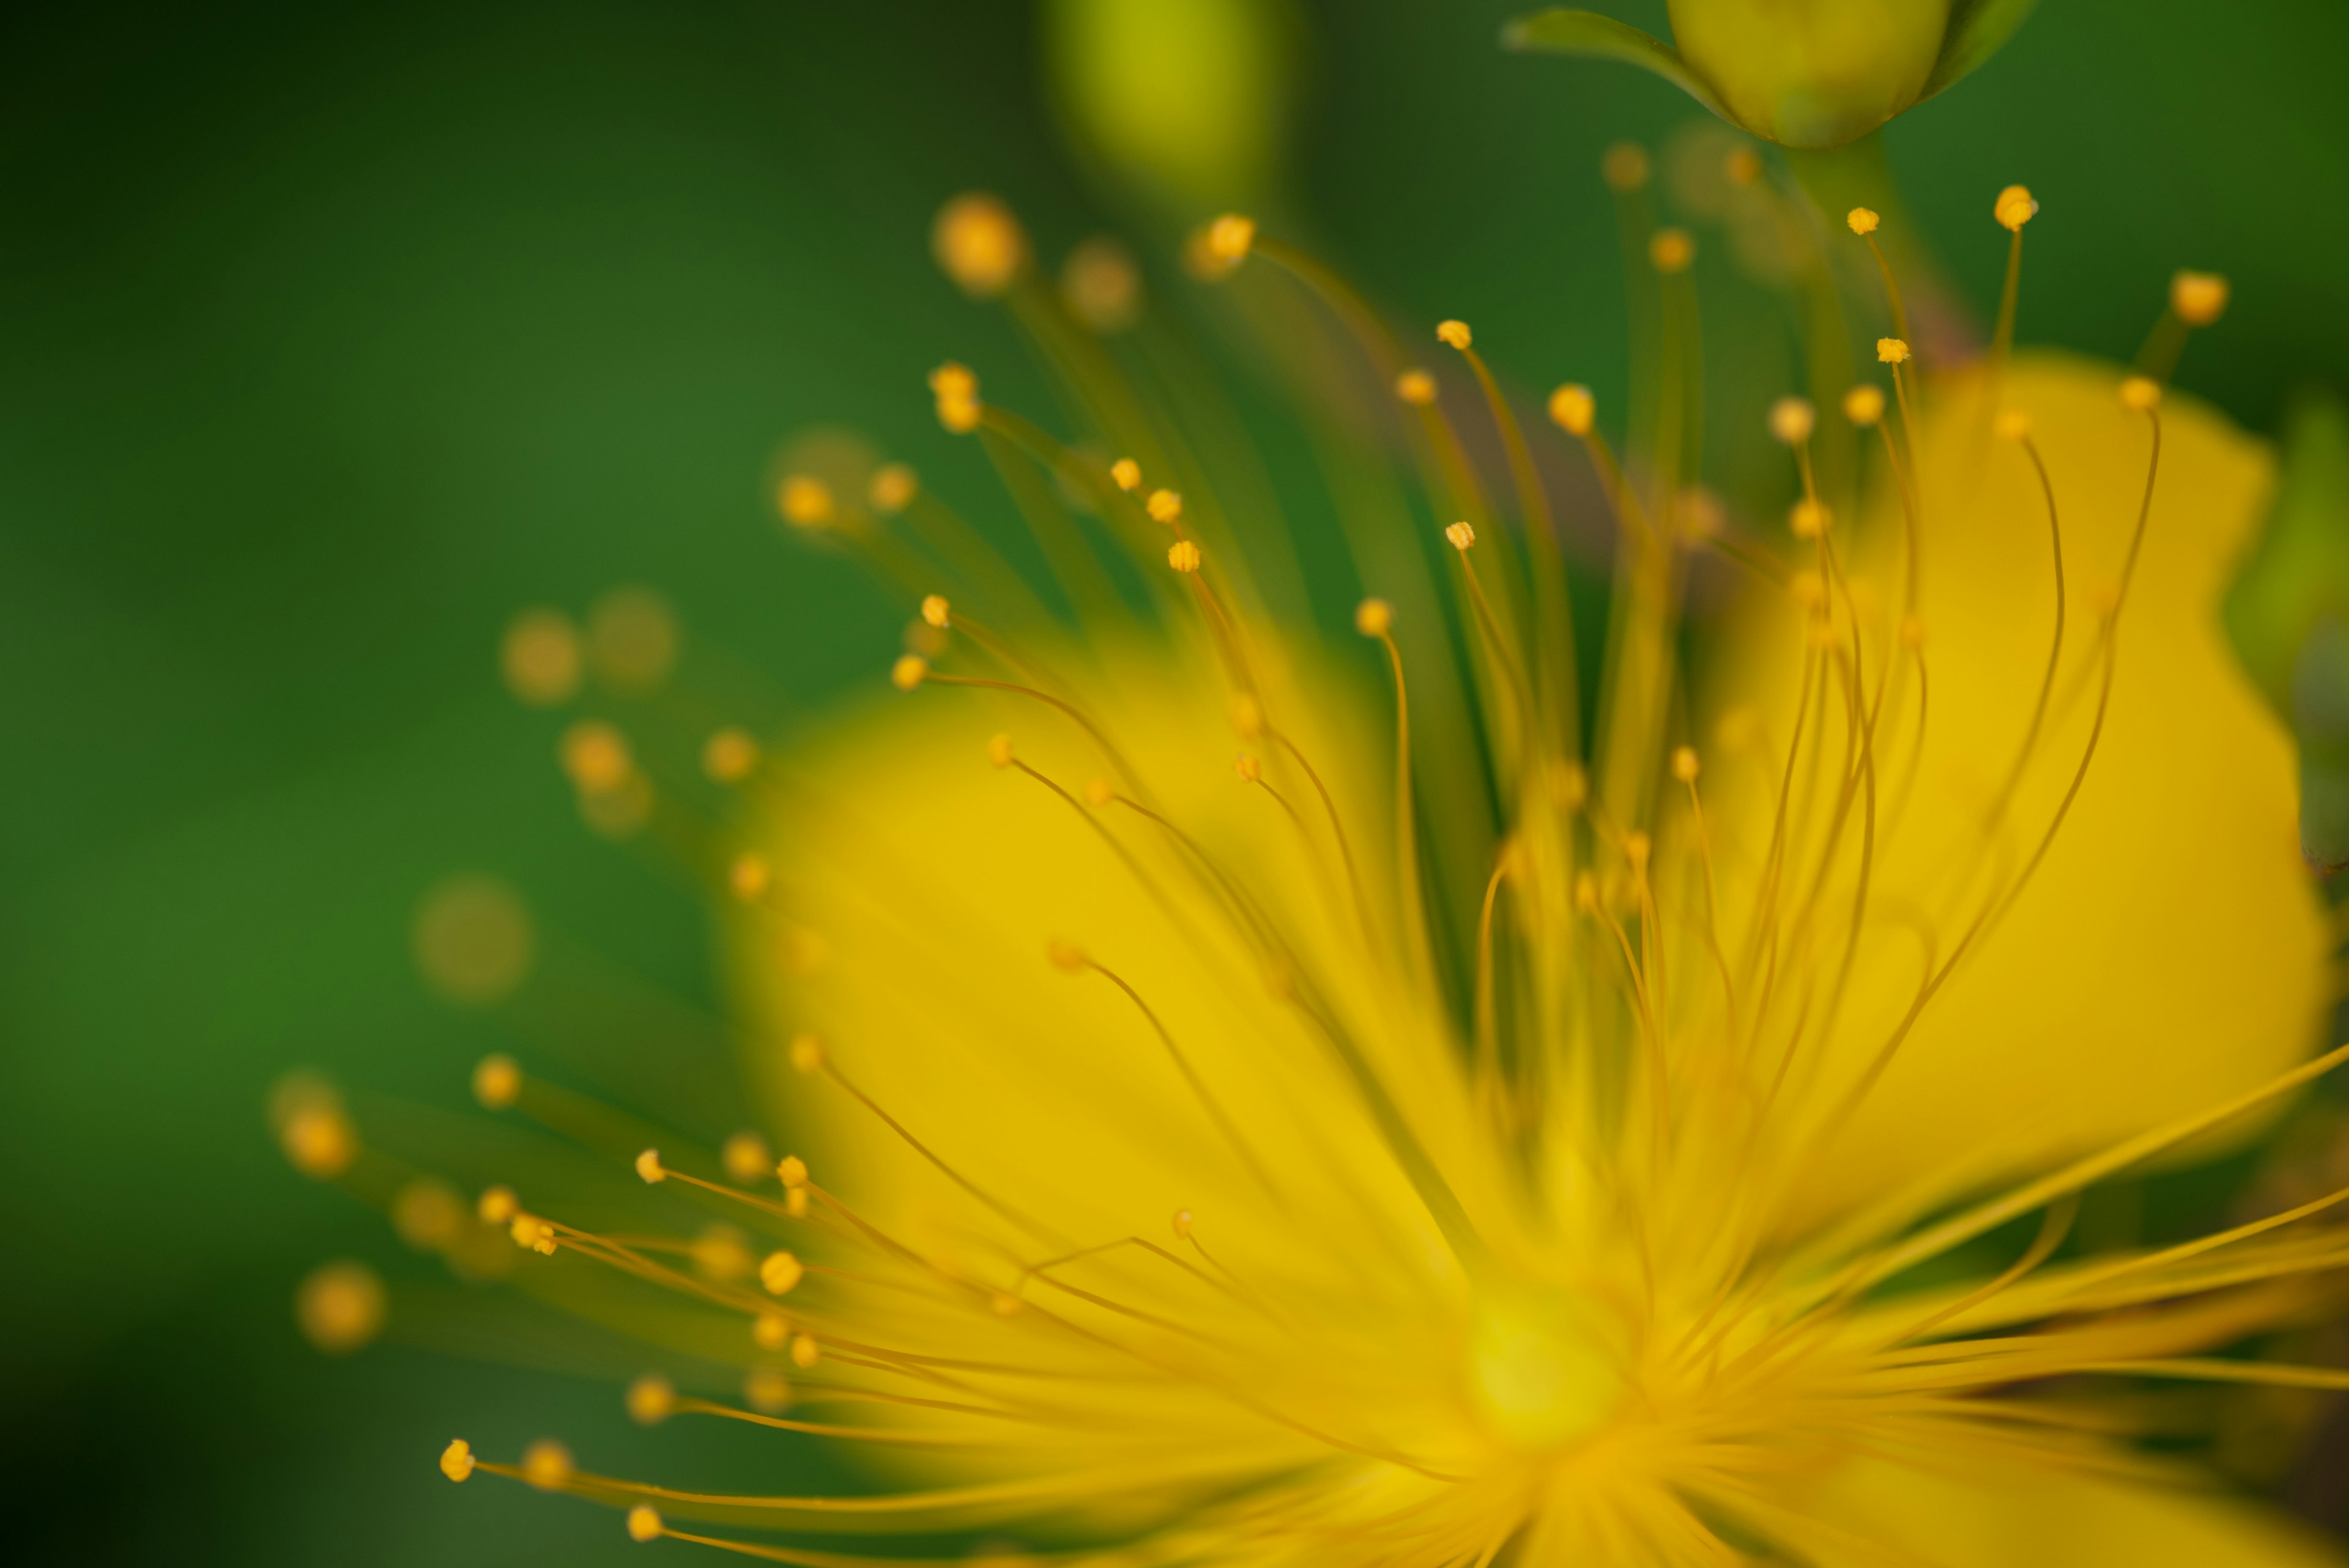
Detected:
[292,169,2349,1564]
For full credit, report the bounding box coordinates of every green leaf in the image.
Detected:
[1921,0,2039,100]
[1501,9,1731,124]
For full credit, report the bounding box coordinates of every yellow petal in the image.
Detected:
[1714,351,2325,1225]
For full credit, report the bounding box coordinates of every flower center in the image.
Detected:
[1468,1286,1624,1452]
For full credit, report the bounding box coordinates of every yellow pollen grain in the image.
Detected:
[760,1250,804,1296]
[2171,269,2230,326]
[789,1034,826,1074]
[1846,206,1880,236]
[1207,213,1256,266]
[440,1439,475,1482]
[1650,228,1694,273]
[636,1148,666,1184]
[778,474,835,529]
[701,726,760,783]
[472,1053,522,1110]
[921,594,951,629]
[1354,597,1393,637]
[744,1369,792,1413]
[986,732,1014,769]
[295,1260,385,1354]
[627,1505,662,1544]
[867,461,918,515]
[1395,368,1436,406]
[1876,336,1911,365]
[521,1438,574,1491]
[1146,489,1184,525]
[626,1373,675,1425]
[1600,141,1649,191]
[1671,745,1699,783]
[722,1130,774,1185]
[1435,319,1472,351]
[789,1334,820,1369]
[1109,457,1141,492]
[1548,383,1595,435]
[478,1184,519,1225]
[729,852,771,902]
[2120,375,2163,411]
[930,192,1028,298]
[753,1312,790,1351]
[1844,384,1887,426]
[501,609,582,707]
[1995,183,2039,231]
[1767,395,1816,445]
[891,654,928,691]
[1167,539,1201,573]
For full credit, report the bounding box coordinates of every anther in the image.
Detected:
[561,720,633,793]
[987,733,1014,768]
[626,1373,675,1425]
[753,1312,790,1350]
[1228,691,1264,737]
[921,595,951,628]
[1650,228,1694,273]
[511,1213,556,1253]
[1395,368,1437,405]
[1876,337,1911,365]
[729,852,771,902]
[744,1369,792,1412]
[1995,409,2033,440]
[776,1154,808,1189]
[760,1250,804,1295]
[472,1053,522,1110]
[627,1506,662,1544]
[1548,384,1595,435]
[636,1148,666,1184]
[1167,539,1202,573]
[1768,396,1816,445]
[1233,753,1261,782]
[1601,142,1649,192]
[1436,319,1472,351]
[478,1185,519,1225]
[777,475,834,529]
[931,192,1028,298]
[521,1439,574,1490]
[1624,830,1652,874]
[296,1260,385,1353]
[1846,206,1880,236]
[721,1131,773,1185]
[1207,214,1256,266]
[1789,499,1830,540]
[1110,457,1141,492]
[1445,521,1476,552]
[702,727,760,783]
[867,463,917,515]
[393,1180,464,1250]
[1147,489,1184,525]
[2120,374,2162,411]
[1084,776,1116,806]
[280,1103,357,1180]
[891,654,928,691]
[2171,269,2230,327]
[1671,746,1699,783]
[789,1334,820,1368]
[1354,598,1393,637]
[1171,1208,1194,1238]
[928,362,982,433]
[1047,940,1087,973]
[440,1439,475,1482]
[1844,385,1887,426]
[789,1034,826,1074]
[1994,184,2039,232]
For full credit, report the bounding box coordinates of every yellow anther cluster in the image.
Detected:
[1146,489,1184,525]
[440,1439,475,1482]
[1767,396,1816,445]
[511,1213,556,1254]
[1548,384,1595,436]
[1995,408,2033,441]
[760,1250,804,1296]
[1445,521,1477,552]
[890,654,928,691]
[478,1184,519,1225]
[921,594,951,629]
[777,474,834,529]
[626,1373,675,1425]
[2171,269,2230,327]
[472,1053,522,1110]
[1207,213,1256,267]
[1167,539,1202,573]
[295,1260,385,1354]
[521,1438,574,1491]
[721,1129,773,1185]
[1670,746,1700,784]
[789,1033,826,1074]
[1843,384,1886,426]
[987,732,1014,768]
[2120,375,2162,411]
[627,1505,663,1544]
[1876,337,1911,365]
[560,719,633,793]
[1789,499,1830,540]
[636,1147,666,1184]
[930,191,1028,298]
[701,726,760,784]
[1994,183,2039,231]
[501,608,582,707]
[729,852,771,902]
[777,1153,808,1189]
[1846,206,1880,236]
[928,362,982,434]
[1354,597,1393,637]
[1233,753,1261,782]
[280,1101,357,1180]
[1394,368,1436,406]
[1109,457,1141,492]
[1062,235,1142,333]
[1436,319,1472,351]
[867,461,918,515]
[1649,228,1694,273]
[1600,141,1649,192]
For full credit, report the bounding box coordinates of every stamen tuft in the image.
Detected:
[2171,269,2230,326]
[440,1439,475,1483]
[1167,539,1202,573]
[1844,385,1886,426]
[1789,499,1830,540]
[1548,384,1595,435]
[891,654,929,691]
[296,1261,385,1354]
[1671,746,1699,783]
[521,1439,573,1491]
[502,609,582,707]
[760,1250,804,1295]
[1767,396,1816,445]
[753,1312,790,1351]
[1110,457,1141,492]
[1436,319,1472,351]
[1994,184,2039,231]
[1354,598,1393,637]
[626,1373,675,1425]
[928,362,982,433]
[778,474,835,529]
[721,1131,773,1184]
[1445,521,1477,552]
[472,1053,522,1110]
[1995,409,2033,440]
[2120,375,2162,411]
[1084,776,1116,807]
[1725,146,1762,185]
[1207,214,1256,266]
[1171,1208,1194,1238]
[920,595,951,630]
[636,1148,666,1184]
[789,1334,820,1368]
[931,193,1028,298]
[1395,368,1437,405]
[1846,206,1880,236]
[1147,489,1184,525]
[744,1369,791,1411]
[1649,228,1694,273]
[777,1154,808,1189]
[478,1185,518,1225]
[1876,337,1911,365]
[626,1505,662,1544]
[1233,753,1261,782]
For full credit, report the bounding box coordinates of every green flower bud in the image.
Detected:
[1669,0,1949,148]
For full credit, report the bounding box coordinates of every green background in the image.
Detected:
[5,1,2347,1561]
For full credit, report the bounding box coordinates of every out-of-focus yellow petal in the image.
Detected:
[1712,351,2325,1224]
[1798,1453,2345,1567]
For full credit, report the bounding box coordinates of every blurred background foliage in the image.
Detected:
[5,0,2349,1561]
